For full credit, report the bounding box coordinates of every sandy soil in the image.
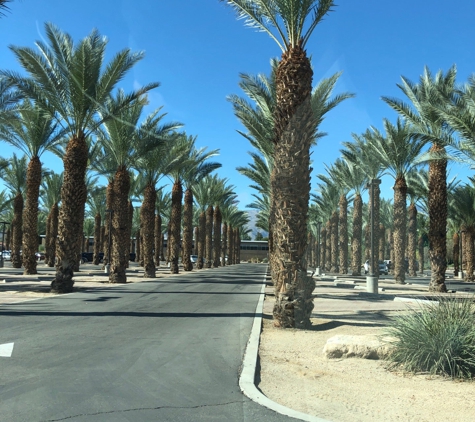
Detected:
[258,297,475,422]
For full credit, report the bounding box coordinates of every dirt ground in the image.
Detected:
[258,296,475,422]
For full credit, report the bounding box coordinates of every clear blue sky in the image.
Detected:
[1,0,474,207]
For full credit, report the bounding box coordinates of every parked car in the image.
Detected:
[190,255,198,264]
[35,252,46,261]
[378,260,388,275]
[1,250,11,261]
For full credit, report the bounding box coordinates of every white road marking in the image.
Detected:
[0,342,14,357]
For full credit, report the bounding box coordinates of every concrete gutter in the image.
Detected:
[239,274,332,422]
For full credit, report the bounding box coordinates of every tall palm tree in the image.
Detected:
[0,154,26,268]
[86,186,106,266]
[41,172,63,267]
[382,66,457,292]
[0,100,63,274]
[365,118,425,283]
[3,23,157,292]
[224,0,337,328]
[134,112,181,277]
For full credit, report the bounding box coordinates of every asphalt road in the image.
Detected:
[0,264,296,422]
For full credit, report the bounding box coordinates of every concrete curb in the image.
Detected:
[239,273,331,422]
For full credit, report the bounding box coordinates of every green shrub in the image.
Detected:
[384,296,475,379]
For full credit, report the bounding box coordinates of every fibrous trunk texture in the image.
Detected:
[141,183,156,278]
[351,193,363,276]
[126,201,133,268]
[339,195,348,275]
[22,157,41,274]
[182,188,193,271]
[213,206,222,268]
[393,176,407,284]
[418,236,425,275]
[453,232,460,277]
[46,204,59,267]
[221,222,227,267]
[463,228,474,282]
[51,134,88,293]
[205,205,213,268]
[379,224,385,261]
[103,181,114,268]
[407,203,417,276]
[93,213,101,265]
[271,44,314,329]
[109,166,130,284]
[154,214,162,266]
[325,221,331,271]
[234,228,240,264]
[11,192,23,268]
[197,212,205,269]
[330,211,339,273]
[320,228,327,272]
[135,229,141,264]
[368,183,381,276]
[169,180,183,274]
[227,224,233,265]
[428,144,448,292]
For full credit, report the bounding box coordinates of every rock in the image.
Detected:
[323,335,393,360]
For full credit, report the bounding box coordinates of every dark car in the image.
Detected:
[35,252,46,261]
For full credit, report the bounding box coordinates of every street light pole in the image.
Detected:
[0,221,10,268]
[105,209,113,275]
[366,179,381,293]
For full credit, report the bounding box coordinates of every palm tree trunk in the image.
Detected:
[418,235,425,275]
[169,180,183,274]
[93,213,101,265]
[182,188,193,271]
[221,222,227,267]
[320,227,326,272]
[351,193,363,276]
[45,211,52,266]
[47,204,59,267]
[235,228,241,264]
[22,157,41,274]
[271,44,314,329]
[325,221,331,271]
[393,176,407,284]
[6,227,11,251]
[103,181,114,268]
[126,201,133,268]
[51,134,88,293]
[213,206,222,268]
[227,224,233,265]
[11,192,23,268]
[379,224,385,261]
[135,229,141,263]
[339,195,348,274]
[109,166,130,283]
[205,205,213,268]
[141,183,156,278]
[428,145,448,292]
[197,212,205,269]
[193,226,198,255]
[464,228,474,282]
[407,203,417,276]
[453,232,460,277]
[154,214,162,267]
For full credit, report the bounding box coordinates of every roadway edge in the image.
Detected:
[238,269,331,422]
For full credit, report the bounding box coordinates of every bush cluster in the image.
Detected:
[384,296,475,379]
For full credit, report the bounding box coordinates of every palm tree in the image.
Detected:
[86,186,106,266]
[41,172,63,267]
[365,118,425,283]
[134,112,181,277]
[382,66,457,292]
[154,189,171,265]
[0,100,63,274]
[3,23,157,292]
[0,154,26,268]
[0,0,12,16]
[224,0,338,328]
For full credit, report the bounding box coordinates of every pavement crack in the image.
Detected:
[41,401,244,421]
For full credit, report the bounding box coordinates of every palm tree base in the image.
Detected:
[109,269,127,284]
[51,269,74,293]
[143,264,156,278]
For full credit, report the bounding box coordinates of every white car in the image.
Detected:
[2,250,11,261]
[190,255,198,264]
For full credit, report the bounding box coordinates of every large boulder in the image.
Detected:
[323,335,393,360]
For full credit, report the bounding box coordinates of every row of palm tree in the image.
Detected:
[0,23,251,292]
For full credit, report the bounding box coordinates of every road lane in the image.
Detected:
[0,264,296,421]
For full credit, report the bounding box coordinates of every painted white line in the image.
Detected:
[0,342,14,357]
[239,269,331,422]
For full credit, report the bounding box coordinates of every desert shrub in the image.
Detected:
[384,296,475,379]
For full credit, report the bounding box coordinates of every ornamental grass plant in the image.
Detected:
[384,295,475,379]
